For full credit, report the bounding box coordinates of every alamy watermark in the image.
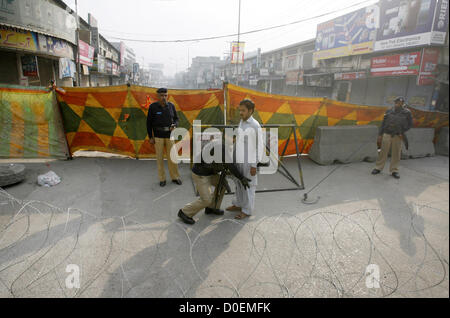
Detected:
[65,264,80,289]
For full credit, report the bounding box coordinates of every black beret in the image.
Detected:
[157,88,168,94]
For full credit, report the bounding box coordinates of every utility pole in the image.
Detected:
[75,0,81,86]
[235,0,241,86]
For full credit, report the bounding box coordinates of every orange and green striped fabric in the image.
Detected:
[0,85,69,159]
[226,84,449,155]
[56,85,224,158]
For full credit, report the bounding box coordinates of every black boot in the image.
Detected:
[392,172,400,179]
[178,210,195,224]
[205,207,224,215]
[172,179,182,185]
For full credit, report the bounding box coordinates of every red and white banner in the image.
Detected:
[370,51,421,77]
[78,40,95,67]
[231,42,245,64]
[417,48,440,86]
[112,62,120,76]
[334,71,367,81]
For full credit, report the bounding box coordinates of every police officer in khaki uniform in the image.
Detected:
[372,96,413,179]
[147,88,182,187]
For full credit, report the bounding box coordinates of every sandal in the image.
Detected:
[226,205,242,212]
[235,212,249,220]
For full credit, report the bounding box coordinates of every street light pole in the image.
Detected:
[235,0,241,86]
[75,0,81,86]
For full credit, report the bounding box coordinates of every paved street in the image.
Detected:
[0,155,448,298]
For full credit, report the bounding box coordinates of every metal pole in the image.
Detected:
[235,0,241,85]
[292,121,305,189]
[223,82,228,124]
[75,0,81,86]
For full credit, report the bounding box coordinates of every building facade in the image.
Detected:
[0,0,78,87]
[212,0,449,112]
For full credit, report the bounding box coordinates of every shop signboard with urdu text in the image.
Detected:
[370,51,421,77]
[334,71,367,80]
[313,5,380,60]
[78,39,95,67]
[0,26,38,52]
[0,0,77,44]
[417,47,440,85]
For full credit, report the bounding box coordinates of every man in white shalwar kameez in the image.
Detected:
[227,99,263,220]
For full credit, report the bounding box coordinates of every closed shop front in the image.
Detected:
[365,77,386,106]
[0,51,19,85]
[349,79,367,104]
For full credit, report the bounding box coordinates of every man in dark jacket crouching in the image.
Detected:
[178,139,250,225]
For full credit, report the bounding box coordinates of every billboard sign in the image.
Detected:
[313,0,448,59]
[112,62,120,76]
[314,4,380,60]
[0,0,77,44]
[38,34,74,59]
[374,0,447,51]
[89,13,100,53]
[119,42,125,67]
[0,26,38,52]
[78,40,95,67]
[370,51,421,76]
[231,41,245,64]
[334,71,367,80]
[431,0,449,44]
[417,47,440,85]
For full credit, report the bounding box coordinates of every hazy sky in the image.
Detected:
[64,0,377,76]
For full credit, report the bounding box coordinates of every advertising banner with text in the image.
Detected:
[371,51,421,77]
[314,5,380,60]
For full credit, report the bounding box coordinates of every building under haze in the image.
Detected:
[0,0,138,88]
[0,0,448,112]
[186,56,224,89]
[214,0,449,112]
[0,0,78,87]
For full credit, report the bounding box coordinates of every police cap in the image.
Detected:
[157,88,168,94]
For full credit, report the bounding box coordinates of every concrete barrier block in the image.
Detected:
[436,127,449,156]
[308,125,379,165]
[401,128,435,159]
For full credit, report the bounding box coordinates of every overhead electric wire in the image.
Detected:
[102,0,376,43]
